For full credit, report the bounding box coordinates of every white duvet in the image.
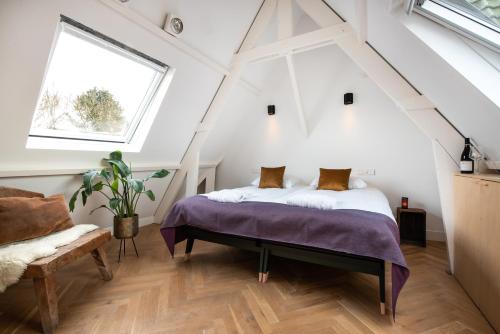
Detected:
[202,186,395,221]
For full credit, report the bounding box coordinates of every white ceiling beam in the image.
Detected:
[337,37,428,106]
[154,66,244,221]
[98,0,261,95]
[286,54,308,136]
[355,0,368,43]
[277,0,293,40]
[239,0,278,52]
[397,95,435,111]
[235,23,353,64]
[154,0,277,222]
[185,151,200,197]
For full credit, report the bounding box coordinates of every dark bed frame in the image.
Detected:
[182,226,387,315]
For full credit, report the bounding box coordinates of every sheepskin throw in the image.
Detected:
[0,224,98,293]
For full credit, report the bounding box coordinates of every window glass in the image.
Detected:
[415,0,500,51]
[29,18,167,143]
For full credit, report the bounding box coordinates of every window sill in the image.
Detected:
[26,136,142,152]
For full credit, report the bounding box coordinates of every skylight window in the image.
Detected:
[27,16,172,151]
[413,0,500,51]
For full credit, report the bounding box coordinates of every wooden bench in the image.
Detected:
[21,229,113,334]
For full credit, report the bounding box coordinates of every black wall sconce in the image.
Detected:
[344,93,353,105]
[268,105,276,115]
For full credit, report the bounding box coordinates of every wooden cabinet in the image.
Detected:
[396,208,426,247]
[454,174,500,332]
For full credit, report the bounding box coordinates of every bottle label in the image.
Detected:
[460,161,473,172]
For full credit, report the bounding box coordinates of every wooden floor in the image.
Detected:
[0,224,494,334]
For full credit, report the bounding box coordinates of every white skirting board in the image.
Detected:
[427,230,446,242]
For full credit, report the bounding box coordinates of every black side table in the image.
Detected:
[396,207,426,247]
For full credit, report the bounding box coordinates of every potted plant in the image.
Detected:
[69,151,169,240]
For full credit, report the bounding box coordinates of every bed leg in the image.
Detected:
[259,248,265,282]
[262,248,270,283]
[184,238,194,260]
[379,261,386,315]
[262,272,269,283]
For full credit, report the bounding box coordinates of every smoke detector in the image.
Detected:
[163,13,184,36]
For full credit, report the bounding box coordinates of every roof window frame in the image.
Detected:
[412,0,500,53]
[27,15,173,152]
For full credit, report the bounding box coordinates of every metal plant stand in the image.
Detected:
[118,237,139,262]
[113,215,139,262]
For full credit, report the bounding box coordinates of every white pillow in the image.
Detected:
[251,175,301,189]
[309,176,367,190]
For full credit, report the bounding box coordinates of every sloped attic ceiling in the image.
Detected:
[205,0,500,163]
[0,0,262,170]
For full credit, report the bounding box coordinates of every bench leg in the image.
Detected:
[91,247,113,281]
[33,274,58,334]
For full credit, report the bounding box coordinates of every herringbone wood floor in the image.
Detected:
[0,224,494,334]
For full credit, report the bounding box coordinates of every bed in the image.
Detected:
[160,186,409,317]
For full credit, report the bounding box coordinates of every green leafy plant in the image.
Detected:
[69,151,169,217]
[72,88,125,133]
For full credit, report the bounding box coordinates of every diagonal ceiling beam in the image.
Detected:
[154,0,278,222]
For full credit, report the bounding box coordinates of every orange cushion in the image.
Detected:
[317,168,351,191]
[0,186,44,198]
[0,195,74,246]
[259,166,286,189]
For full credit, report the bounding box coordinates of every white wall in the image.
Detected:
[0,0,260,227]
[205,44,446,240]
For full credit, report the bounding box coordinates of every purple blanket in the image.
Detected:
[160,196,409,317]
